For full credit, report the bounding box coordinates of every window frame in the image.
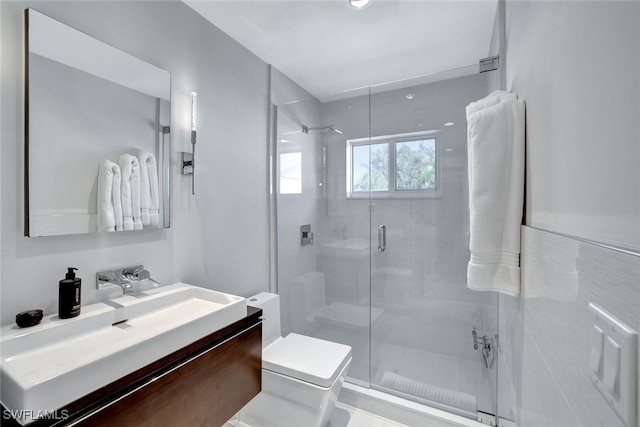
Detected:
[346,130,442,199]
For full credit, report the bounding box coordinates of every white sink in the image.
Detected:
[0,283,246,423]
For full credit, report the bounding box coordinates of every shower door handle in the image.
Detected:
[378,225,386,252]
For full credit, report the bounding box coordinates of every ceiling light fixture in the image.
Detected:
[444,122,455,127]
[347,0,372,10]
[405,93,415,100]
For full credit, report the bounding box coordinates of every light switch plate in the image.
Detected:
[603,336,621,396]
[589,303,637,427]
[589,324,604,378]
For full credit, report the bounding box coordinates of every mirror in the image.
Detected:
[25,9,171,237]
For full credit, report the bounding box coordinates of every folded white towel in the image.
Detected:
[466,97,525,296]
[137,150,160,227]
[97,160,122,232]
[466,91,518,192]
[118,154,143,231]
[465,90,517,117]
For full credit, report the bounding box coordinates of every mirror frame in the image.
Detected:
[24,8,171,237]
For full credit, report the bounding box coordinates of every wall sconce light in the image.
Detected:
[182,92,197,195]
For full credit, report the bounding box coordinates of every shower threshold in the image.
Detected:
[339,382,487,427]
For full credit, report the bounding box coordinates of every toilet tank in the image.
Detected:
[248,292,282,348]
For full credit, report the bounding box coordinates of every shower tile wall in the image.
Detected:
[499,227,640,426]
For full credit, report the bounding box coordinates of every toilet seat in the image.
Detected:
[263,333,352,388]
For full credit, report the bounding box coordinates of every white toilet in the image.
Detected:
[235,292,352,427]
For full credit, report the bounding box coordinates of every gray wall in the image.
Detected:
[506,0,640,252]
[0,0,270,325]
[499,1,640,426]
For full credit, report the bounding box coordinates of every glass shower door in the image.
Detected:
[272,66,501,421]
[315,87,373,386]
[368,71,500,420]
[271,71,374,388]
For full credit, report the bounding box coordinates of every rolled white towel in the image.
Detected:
[148,157,160,226]
[113,165,123,231]
[97,160,121,232]
[137,150,159,226]
[138,151,151,226]
[118,154,142,231]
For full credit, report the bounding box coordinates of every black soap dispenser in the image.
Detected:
[59,267,81,319]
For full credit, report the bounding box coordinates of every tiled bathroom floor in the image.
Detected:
[224,403,409,427]
[330,403,409,427]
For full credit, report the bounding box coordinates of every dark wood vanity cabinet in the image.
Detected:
[1,308,262,427]
[78,310,262,427]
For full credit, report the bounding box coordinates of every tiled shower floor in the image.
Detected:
[315,328,493,414]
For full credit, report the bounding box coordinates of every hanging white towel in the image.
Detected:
[466,90,517,117]
[118,154,143,231]
[97,160,122,232]
[466,97,525,296]
[137,150,160,227]
[466,91,518,192]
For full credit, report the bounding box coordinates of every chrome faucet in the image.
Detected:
[122,266,159,287]
[96,270,132,294]
[118,280,133,295]
[97,265,158,294]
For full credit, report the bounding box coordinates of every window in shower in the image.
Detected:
[352,142,389,192]
[279,151,302,194]
[395,138,436,190]
[347,131,440,198]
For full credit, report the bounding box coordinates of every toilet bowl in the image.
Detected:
[235,292,352,427]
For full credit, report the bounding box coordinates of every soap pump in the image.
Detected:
[59,267,81,319]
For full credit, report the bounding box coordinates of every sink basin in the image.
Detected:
[0,283,246,423]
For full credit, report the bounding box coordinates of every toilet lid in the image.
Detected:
[263,333,352,388]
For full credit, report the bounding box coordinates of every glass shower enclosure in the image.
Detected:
[270,66,501,421]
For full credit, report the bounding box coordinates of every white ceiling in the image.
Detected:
[184,0,498,100]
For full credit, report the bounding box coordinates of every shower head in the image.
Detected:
[302,125,343,135]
